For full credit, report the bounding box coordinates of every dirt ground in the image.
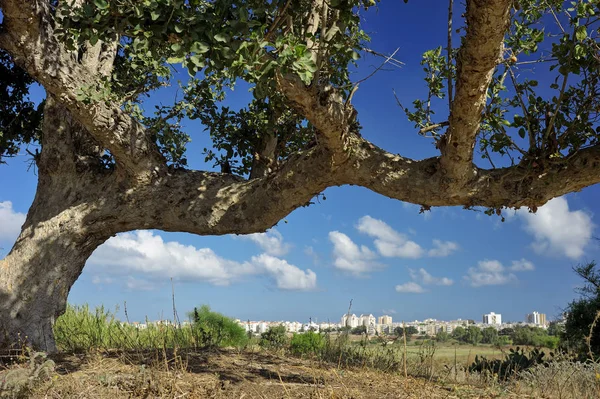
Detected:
[0,349,527,399]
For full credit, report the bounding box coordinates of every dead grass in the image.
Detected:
[1,349,517,399]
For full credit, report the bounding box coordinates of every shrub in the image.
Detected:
[259,325,288,351]
[290,331,325,356]
[189,305,248,348]
[469,347,549,381]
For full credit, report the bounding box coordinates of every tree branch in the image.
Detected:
[0,0,165,179]
[440,0,512,184]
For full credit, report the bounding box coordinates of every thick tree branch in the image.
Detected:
[344,137,600,209]
[276,73,351,162]
[441,0,512,183]
[0,1,165,179]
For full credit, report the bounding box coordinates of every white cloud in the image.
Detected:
[125,277,156,291]
[395,282,425,293]
[382,309,397,315]
[89,231,316,291]
[91,276,114,285]
[464,260,517,287]
[409,268,454,286]
[329,231,379,275]
[428,240,459,257]
[0,201,26,242]
[240,228,291,256]
[509,258,535,272]
[252,254,317,291]
[356,216,424,259]
[518,197,594,259]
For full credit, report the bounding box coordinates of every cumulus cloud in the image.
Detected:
[0,201,26,242]
[428,240,459,257]
[329,231,379,275]
[518,197,594,259]
[409,268,454,286]
[240,228,291,256]
[464,259,522,287]
[395,282,425,293]
[89,231,316,291]
[252,254,317,291]
[509,258,535,272]
[356,216,424,258]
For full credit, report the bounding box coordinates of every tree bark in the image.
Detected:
[0,202,111,352]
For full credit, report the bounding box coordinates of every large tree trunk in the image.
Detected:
[0,201,110,352]
[0,96,116,352]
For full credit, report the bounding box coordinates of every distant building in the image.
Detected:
[341,314,359,328]
[378,315,393,325]
[360,314,377,335]
[526,311,547,326]
[482,312,502,325]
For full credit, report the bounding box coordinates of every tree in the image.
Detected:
[481,327,498,344]
[394,326,418,339]
[563,261,600,357]
[351,325,367,335]
[451,326,467,342]
[435,330,450,343]
[1,0,600,351]
[465,326,482,345]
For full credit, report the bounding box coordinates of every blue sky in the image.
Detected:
[1,1,599,325]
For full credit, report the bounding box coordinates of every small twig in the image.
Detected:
[508,66,536,149]
[361,47,405,68]
[418,121,449,134]
[447,0,454,109]
[353,47,401,87]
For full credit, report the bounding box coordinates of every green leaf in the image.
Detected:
[171,43,182,52]
[214,33,230,43]
[167,56,185,64]
[89,34,99,46]
[151,11,160,21]
[93,0,109,10]
[576,26,587,41]
[174,24,184,33]
[191,42,210,54]
[324,25,340,42]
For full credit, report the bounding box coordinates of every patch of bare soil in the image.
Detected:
[4,349,520,398]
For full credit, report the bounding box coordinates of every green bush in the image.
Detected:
[189,305,248,348]
[259,325,288,351]
[290,331,325,356]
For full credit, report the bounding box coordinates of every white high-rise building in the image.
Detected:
[360,314,377,335]
[482,312,502,325]
[378,315,393,325]
[341,314,359,328]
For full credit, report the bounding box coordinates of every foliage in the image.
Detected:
[0,50,43,163]
[351,325,366,335]
[53,303,246,352]
[394,326,418,338]
[259,325,288,351]
[481,327,499,344]
[289,331,325,356]
[45,0,375,171]
[563,261,600,358]
[188,305,248,348]
[435,330,450,342]
[469,347,549,381]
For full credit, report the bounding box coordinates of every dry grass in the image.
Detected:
[2,349,517,399]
